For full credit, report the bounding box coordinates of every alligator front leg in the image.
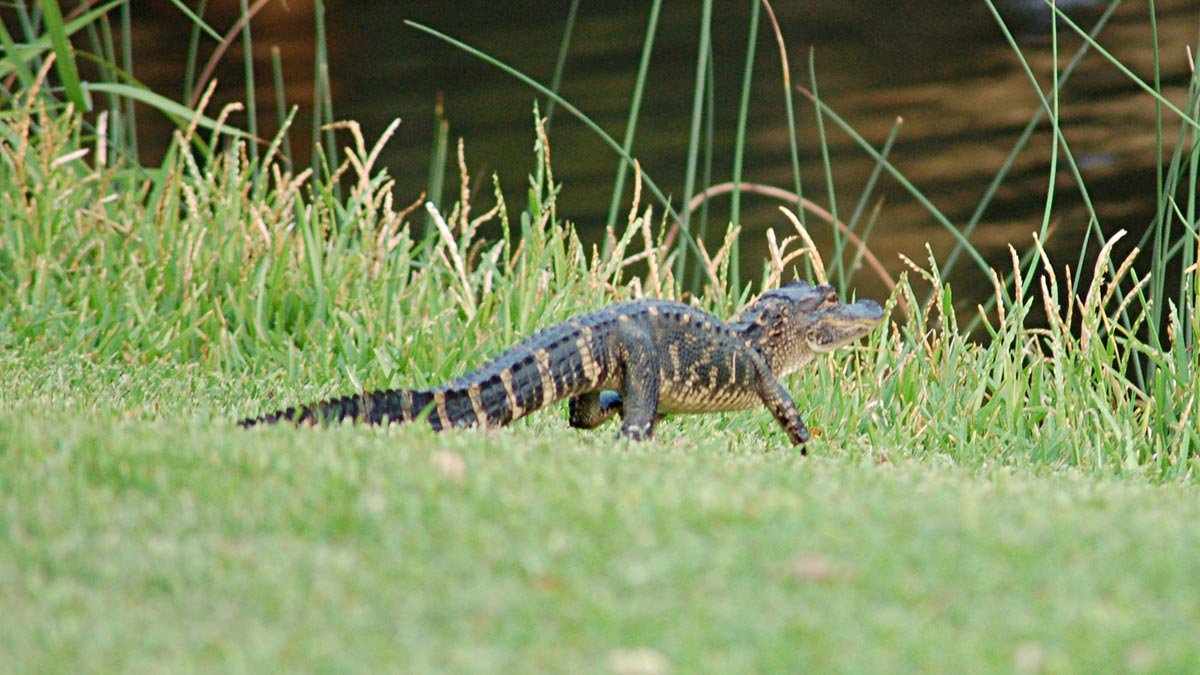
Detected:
[755,372,810,451]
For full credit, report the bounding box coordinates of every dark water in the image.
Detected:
[133,0,1199,306]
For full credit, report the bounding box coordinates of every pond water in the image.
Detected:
[133,0,1198,308]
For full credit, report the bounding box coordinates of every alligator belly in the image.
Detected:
[655,384,761,414]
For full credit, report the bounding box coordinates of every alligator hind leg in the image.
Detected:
[570,392,671,434]
[568,391,623,429]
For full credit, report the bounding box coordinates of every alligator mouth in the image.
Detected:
[805,299,885,353]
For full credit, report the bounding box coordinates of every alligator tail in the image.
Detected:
[238,388,439,428]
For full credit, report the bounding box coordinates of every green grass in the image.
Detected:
[3,1,1200,672]
[3,356,1200,673]
[2,267,1198,673]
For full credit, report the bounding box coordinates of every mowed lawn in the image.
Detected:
[2,355,1198,674]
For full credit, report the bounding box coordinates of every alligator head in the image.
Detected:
[735,279,885,377]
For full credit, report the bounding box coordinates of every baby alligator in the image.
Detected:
[239,280,884,448]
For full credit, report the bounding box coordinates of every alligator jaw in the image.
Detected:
[805,298,885,354]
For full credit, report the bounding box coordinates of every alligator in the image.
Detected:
[238,280,884,450]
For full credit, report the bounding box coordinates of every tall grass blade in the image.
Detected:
[808,49,843,285]
[761,0,805,230]
[84,82,253,140]
[117,2,137,159]
[271,46,293,170]
[0,14,35,91]
[543,0,579,127]
[603,0,662,252]
[182,0,207,103]
[238,0,259,169]
[677,0,714,289]
[727,0,762,293]
[425,97,450,237]
[39,0,88,109]
[842,119,901,286]
[164,0,223,41]
[312,0,329,180]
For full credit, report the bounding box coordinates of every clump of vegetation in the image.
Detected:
[2,82,1197,477]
